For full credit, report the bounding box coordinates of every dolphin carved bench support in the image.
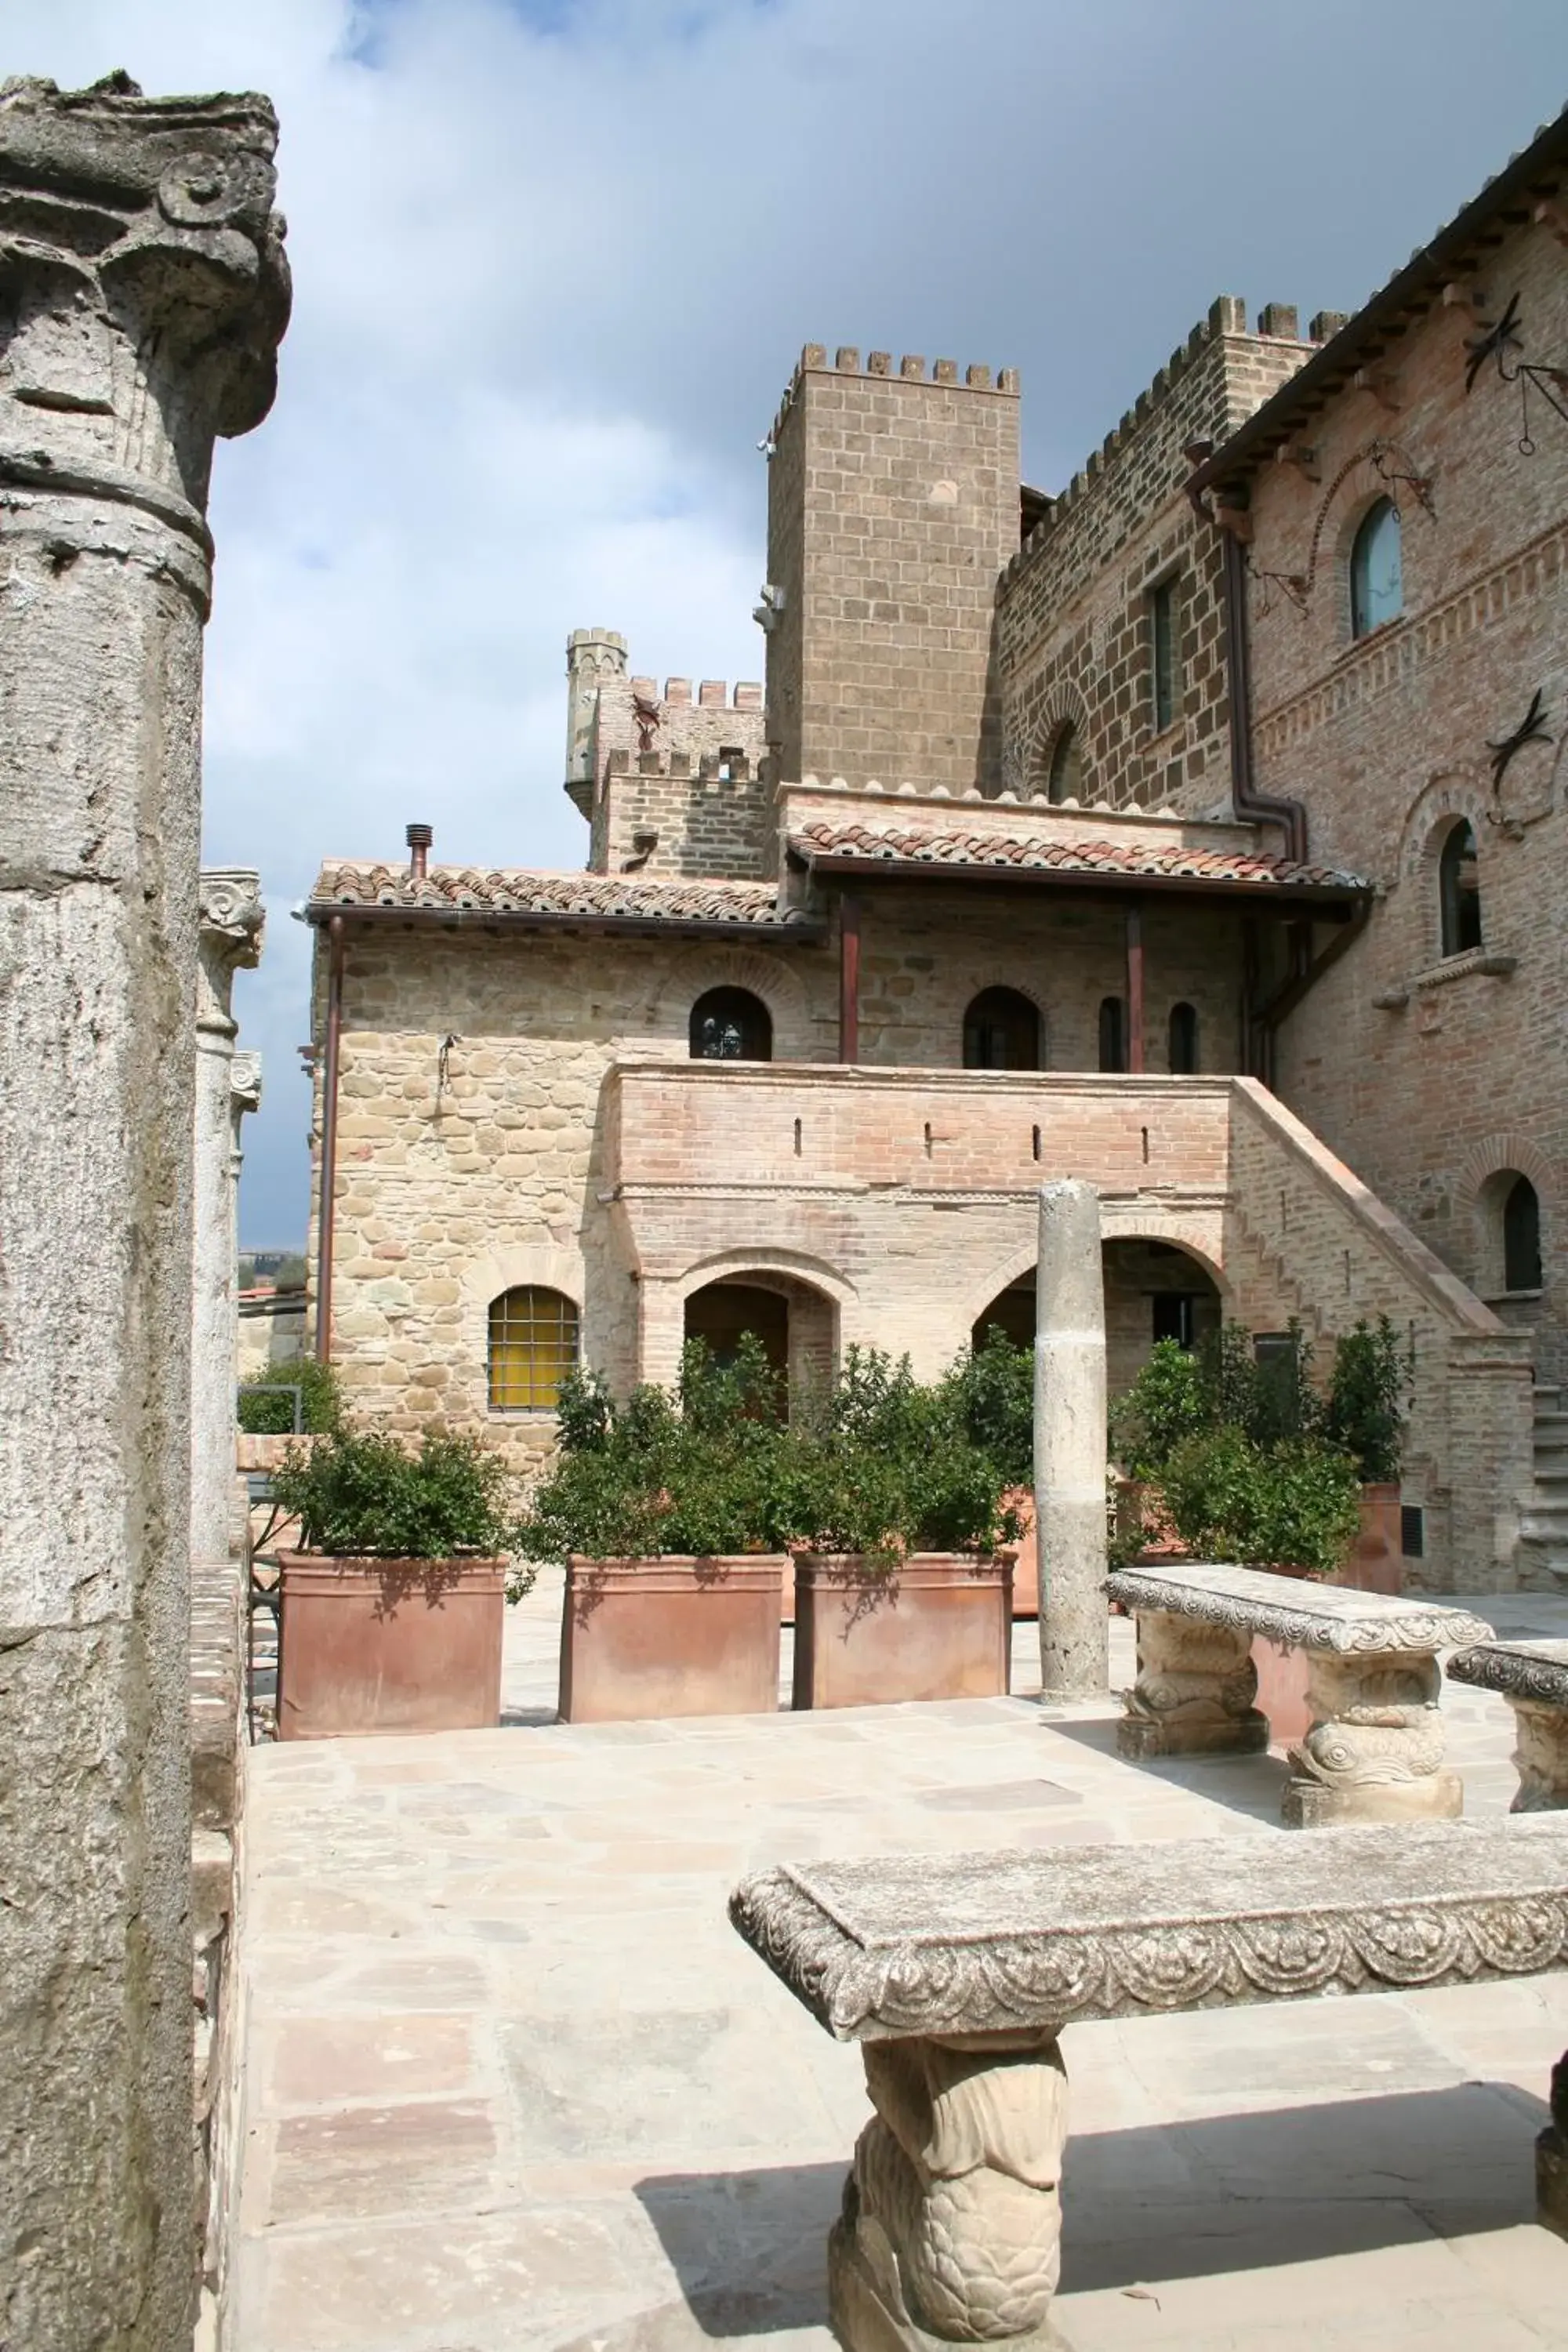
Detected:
[730,1820,1568,2350]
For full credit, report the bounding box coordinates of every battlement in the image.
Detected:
[767,343,1019,448]
[1000,295,1330,586]
[605,744,759,781]
[626,677,764,713]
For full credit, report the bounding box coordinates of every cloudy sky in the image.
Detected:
[11,0,1568,1240]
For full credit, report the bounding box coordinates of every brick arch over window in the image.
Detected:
[1027,684,1093,802]
[463,1244,586,1413]
[960,1219,1230,1342]
[645,948,815,1060]
[1457,1134,1554,1298]
[1392,771,1490,967]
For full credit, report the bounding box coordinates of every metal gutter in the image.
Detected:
[314,913,344,1364]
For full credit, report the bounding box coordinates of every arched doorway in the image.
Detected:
[689,987,771,1061]
[971,1240,1222,1397]
[684,1280,788,1374]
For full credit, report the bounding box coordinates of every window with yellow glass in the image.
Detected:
[487,1286,579,1411]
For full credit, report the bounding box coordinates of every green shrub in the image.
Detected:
[1324,1316,1412,1484]
[944,1327,1034,1488]
[1109,1339,1207,1479]
[270,1427,524,1567]
[237,1356,343,1436]
[1159,1426,1361,1579]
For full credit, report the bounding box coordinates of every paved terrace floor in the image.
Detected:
[232,1580,1568,2352]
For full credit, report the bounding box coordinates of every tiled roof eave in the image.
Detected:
[786,831,1370,902]
[303,897,826,938]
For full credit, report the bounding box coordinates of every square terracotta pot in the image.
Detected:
[1338,1483,1403,1595]
[277,1553,505,1740]
[792,1554,1012,1710]
[559,1555,785,1723]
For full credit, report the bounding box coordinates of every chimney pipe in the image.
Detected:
[406,821,433,882]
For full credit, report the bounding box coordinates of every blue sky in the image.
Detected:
[8,0,1568,1240]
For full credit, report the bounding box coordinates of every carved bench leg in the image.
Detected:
[1283,1646,1461,1828]
[830,2027,1069,2350]
[1538,2050,1568,2239]
[1508,1699,1568,1813]
[1117,1609,1269,1759]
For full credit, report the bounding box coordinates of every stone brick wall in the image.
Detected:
[1235,213,1568,1386]
[995,297,1318,817]
[764,347,1021,792]
[580,670,771,878]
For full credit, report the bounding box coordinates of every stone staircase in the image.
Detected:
[1521,1382,1568,1588]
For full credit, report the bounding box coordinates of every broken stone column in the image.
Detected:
[0,73,288,2352]
[1035,1179,1109,1695]
[194,875,264,1568]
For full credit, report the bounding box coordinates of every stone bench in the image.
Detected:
[1447,1639,1568,1813]
[731,1818,1568,2351]
[1105,1561,1494,1827]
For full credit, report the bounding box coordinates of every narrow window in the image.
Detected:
[1047,723,1084,805]
[1152,1293,1198,1349]
[1438,821,1482,959]
[1168,1001,1199,1074]
[488,1286,579,1412]
[962,986,1040,1071]
[1504,1175,1543,1292]
[1150,575,1179,733]
[1098,996,1126,1073]
[689,986,771,1061]
[1349,497,1403,637]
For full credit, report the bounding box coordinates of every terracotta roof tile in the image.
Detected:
[309,862,813,927]
[789,822,1369,893]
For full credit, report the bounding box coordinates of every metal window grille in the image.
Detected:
[1151,577,1179,732]
[487,1286,579,1412]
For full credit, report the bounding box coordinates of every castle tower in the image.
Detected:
[763,347,1021,792]
[564,627,628,818]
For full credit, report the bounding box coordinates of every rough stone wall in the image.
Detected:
[764,347,1021,792]
[0,73,287,2352]
[574,662,771,878]
[996,298,1317,815]
[1240,215,1568,1388]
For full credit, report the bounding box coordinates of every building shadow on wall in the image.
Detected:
[631,2080,1551,2337]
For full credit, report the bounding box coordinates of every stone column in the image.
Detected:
[830,2029,1069,2349]
[1035,1179,1109,1695]
[194,877,264,1566]
[0,74,288,2352]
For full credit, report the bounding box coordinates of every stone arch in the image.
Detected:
[1030,682,1093,804]
[466,1244,586,1416]
[1393,771,1490,967]
[644,946,817,1060]
[671,1243,857,1314]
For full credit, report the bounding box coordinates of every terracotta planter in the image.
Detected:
[277,1552,505,1740]
[999,1490,1037,1617]
[559,1555,785,1724]
[792,1554,1012,1710]
[1338,1483,1403,1595]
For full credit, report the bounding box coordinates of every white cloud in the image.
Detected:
[5,0,1566,1236]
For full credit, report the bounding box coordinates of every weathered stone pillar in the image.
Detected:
[0,73,287,2352]
[194,877,264,1566]
[1035,1179,1109,1694]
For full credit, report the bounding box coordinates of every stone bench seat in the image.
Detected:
[731,1817,1568,2350]
[1448,1638,1568,1812]
[1105,1560,1494,1827]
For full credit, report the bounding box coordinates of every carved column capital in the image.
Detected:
[230,1049,263,1116]
[198,868,263,1038]
[0,73,291,559]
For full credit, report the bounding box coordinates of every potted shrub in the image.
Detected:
[518,1340,789,1724]
[955,1327,1037,1614]
[270,1427,524,1740]
[1323,1316,1413,1595]
[784,1349,1019,1710]
[236,1355,343,1474]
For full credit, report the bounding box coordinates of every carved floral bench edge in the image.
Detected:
[728,1817,1568,2350]
[1447,1639,1568,1813]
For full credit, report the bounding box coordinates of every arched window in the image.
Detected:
[488,1286,579,1412]
[1439,820,1482,958]
[689,986,771,1062]
[963,987,1040,1071]
[1168,1001,1199,1074]
[1098,996,1126,1073]
[1349,497,1403,638]
[1504,1176,1543,1293]
[1047,723,1084,805]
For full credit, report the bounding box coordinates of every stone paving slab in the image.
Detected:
[230,1575,1568,2352]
